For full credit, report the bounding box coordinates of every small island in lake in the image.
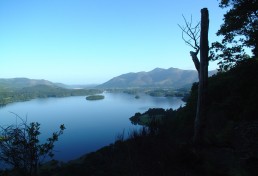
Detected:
[135,95,140,99]
[86,95,105,101]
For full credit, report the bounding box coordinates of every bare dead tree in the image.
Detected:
[178,15,200,73]
[179,8,209,145]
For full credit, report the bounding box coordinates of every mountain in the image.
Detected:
[0,78,103,106]
[98,68,217,89]
[0,78,64,90]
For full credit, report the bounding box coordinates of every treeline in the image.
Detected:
[130,108,175,125]
[105,88,190,99]
[0,85,102,106]
[145,89,189,98]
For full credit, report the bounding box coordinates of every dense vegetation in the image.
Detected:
[145,89,189,98]
[9,58,255,176]
[210,0,257,70]
[0,85,103,106]
[106,88,189,100]
[130,108,175,125]
[0,116,65,176]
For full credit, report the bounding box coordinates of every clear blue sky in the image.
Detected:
[0,0,225,84]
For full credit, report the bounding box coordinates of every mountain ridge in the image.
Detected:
[0,78,65,90]
[98,67,217,89]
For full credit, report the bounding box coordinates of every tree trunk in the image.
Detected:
[193,8,209,145]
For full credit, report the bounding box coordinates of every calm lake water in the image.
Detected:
[0,92,184,162]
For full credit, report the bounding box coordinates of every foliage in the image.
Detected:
[210,41,251,71]
[210,0,258,70]
[0,114,65,176]
[122,89,141,95]
[145,88,189,97]
[130,108,175,125]
[105,88,190,99]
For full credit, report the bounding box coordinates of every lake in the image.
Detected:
[0,92,185,162]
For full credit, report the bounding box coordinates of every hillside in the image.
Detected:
[0,78,64,90]
[34,59,258,176]
[0,78,103,106]
[98,67,216,89]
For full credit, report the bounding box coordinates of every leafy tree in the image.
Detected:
[0,114,65,176]
[210,0,258,70]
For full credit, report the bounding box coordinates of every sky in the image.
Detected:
[0,0,226,84]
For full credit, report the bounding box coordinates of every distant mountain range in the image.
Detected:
[0,78,63,90]
[0,78,103,106]
[0,78,100,91]
[98,68,217,89]
[0,68,217,91]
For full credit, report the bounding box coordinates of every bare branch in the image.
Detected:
[178,15,200,54]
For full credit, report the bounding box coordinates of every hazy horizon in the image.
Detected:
[0,0,225,84]
[0,66,218,85]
